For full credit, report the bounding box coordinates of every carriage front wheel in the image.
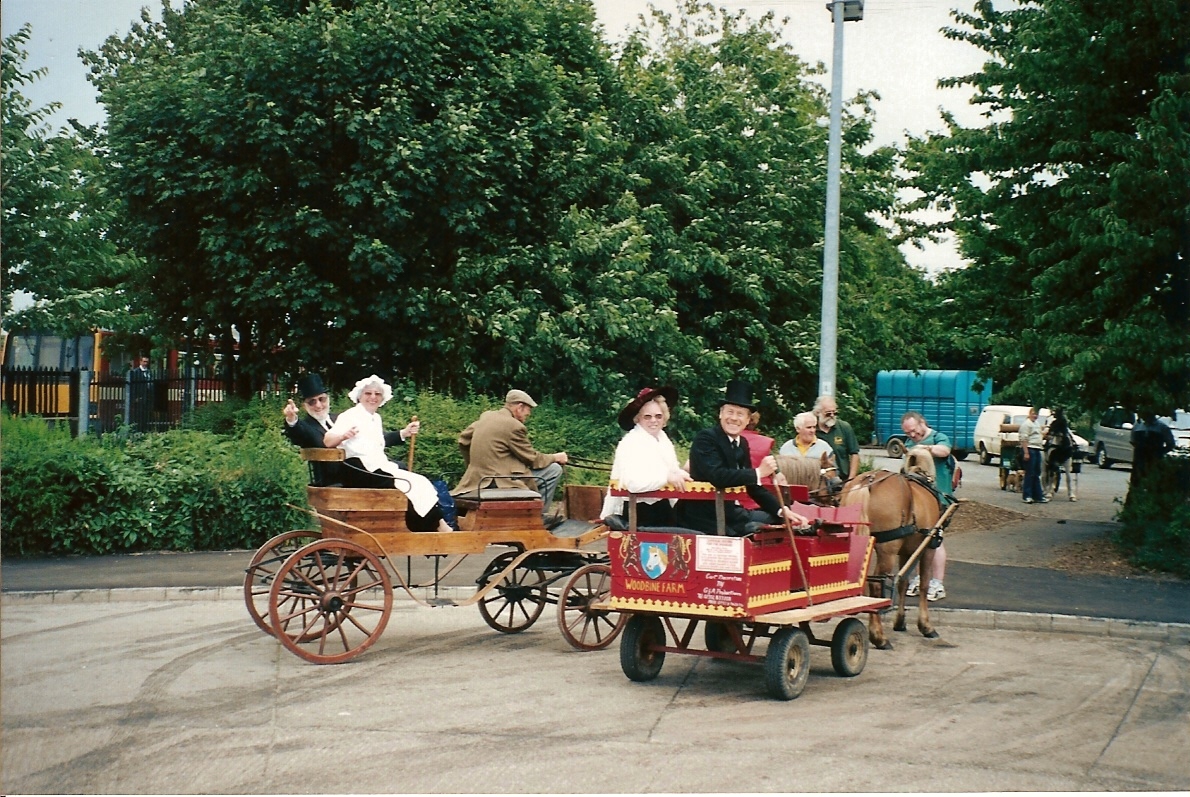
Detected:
[620,615,666,682]
[765,626,811,700]
[244,530,321,637]
[557,563,625,651]
[477,551,548,634]
[267,539,392,664]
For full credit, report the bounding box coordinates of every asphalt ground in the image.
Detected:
[3,450,1190,793]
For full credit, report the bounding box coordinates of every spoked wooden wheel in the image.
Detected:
[268,539,392,664]
[557,563,625,650]
[244,530,321,636]
[477,551,548,634]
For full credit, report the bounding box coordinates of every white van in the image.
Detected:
[974,405,1043,465]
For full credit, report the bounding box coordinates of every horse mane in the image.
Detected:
[775,455,823,488]
[902,447,937,484]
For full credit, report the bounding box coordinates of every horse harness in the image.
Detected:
[852,470,945,547]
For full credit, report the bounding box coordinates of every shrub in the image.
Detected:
[1117,457,1190,578]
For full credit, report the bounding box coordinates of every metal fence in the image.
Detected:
[1,366,230,436]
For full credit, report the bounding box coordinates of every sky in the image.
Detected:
[3,0,991,272]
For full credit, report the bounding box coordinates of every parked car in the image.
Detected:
[974,405,1088,466]
[1093,408,1190,469]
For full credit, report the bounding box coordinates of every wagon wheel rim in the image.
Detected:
[267,539,392,664]
[557,563,625,650]
[477,556,547,634]
[243,530,320,636]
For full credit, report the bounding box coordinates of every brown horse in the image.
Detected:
[836,449,947,649]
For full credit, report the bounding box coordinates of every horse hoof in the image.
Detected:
[924,630,939,639]
[893,620,907,632]
[877,641,894,651]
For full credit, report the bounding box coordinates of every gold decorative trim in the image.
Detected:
[608,596,745,617]
[808,553,849,567]
[748,561,792,576]
[748,590,808,609]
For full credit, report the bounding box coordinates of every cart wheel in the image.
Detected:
[765,626,811,700]
[830,617,869,677]
[244,530,321,636]
[557,563,625,651]
[704,621,738,654]
[620,615,666,682]
[478,552,547,634]
[268,539,392,664]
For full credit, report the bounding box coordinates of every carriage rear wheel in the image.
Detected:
[477,551,548,634]
[765,626,811,700]
[557,563,625,651]
[620,615,666,682]
[244,530,321,637]
[268,539,392,664]
[830,617,869,677]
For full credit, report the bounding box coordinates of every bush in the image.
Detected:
[1,411,309,556]
[1117,456,1190,578]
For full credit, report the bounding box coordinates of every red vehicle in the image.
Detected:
[604,484,890,700]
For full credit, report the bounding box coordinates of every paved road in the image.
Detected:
[3,447,1188,794]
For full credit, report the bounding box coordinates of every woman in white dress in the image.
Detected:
[324,375,452,533]
[600,386,692,528]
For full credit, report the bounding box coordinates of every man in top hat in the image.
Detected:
[452,389,569,525]
[283,372,415,485]
[600,386,692,528]
[677,379,809,536]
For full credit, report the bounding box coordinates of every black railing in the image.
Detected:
[1,366,231,436]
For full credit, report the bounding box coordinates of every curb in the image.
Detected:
[4,588,1188,644]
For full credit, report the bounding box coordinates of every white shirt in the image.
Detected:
[600,425,684,518]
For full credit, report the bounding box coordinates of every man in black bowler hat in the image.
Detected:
[677,379,809,536]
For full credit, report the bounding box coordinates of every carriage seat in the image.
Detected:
[452,487,542,502]
[300,447,346,487]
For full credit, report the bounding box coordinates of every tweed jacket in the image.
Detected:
[452,407,553,495]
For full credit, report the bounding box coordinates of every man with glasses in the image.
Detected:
[814,395,860,482]
[899,410,952,602]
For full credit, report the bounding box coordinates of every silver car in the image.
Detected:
[1093,408,1190,468]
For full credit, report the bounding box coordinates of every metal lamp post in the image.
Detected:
[819,0,863,398]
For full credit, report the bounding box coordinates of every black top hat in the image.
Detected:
[718,379,756,410]
[296,373,328,400]
[617,386,679,431]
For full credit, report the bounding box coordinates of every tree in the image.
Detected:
[901,0,1190,425]
[1,25,139,337]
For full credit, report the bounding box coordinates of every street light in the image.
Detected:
[818,0,863,398]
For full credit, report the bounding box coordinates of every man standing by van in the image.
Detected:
[1018,407,1048,504]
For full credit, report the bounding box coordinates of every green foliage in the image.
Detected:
[901,0,1190,421]
[1117,457,1190,578]
[1,25,143,333]
[84,0,934,430]
[1,410,308,556]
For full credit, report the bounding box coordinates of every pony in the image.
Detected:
[835,448,952,649]
[774,452,843,502]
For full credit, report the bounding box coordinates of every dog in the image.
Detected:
[1004,470,1023,492]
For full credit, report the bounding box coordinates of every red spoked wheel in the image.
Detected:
[268,539,392,664]
[557,563,625,651]
[244,530,321,636]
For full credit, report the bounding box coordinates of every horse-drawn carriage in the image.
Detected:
[600,449,959,699]
[243,448,624,663]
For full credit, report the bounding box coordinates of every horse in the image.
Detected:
[835,448,949,649]
[774,452,843,502]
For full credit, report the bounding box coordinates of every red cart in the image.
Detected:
[603,488,889,700]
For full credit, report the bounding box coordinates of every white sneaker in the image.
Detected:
[927,579,946,601]
[905,575,920,597]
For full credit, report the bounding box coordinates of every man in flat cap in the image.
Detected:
[452,389,569,525]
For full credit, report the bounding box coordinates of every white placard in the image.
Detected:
[695,536,744,574]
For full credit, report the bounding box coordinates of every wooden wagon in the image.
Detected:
[243,449,621,663]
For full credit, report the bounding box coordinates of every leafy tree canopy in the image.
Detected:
[2,25,142,338]
[901,0,1190,420]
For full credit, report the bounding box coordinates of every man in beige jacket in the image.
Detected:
[452,389,568,524]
